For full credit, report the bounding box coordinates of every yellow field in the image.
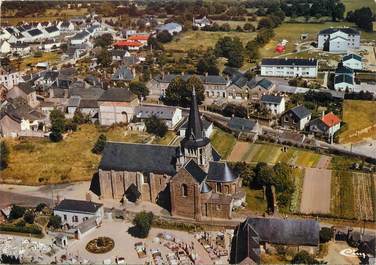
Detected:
[11,52,61,71]
[339,100,376,143]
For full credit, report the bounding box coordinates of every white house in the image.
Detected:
[0,29,11,41]
[193,16,212,28]
[342,54,363,70]
[23,28,45,42]
[309,112,341,143]
[53,199,104,228]
[281,105,312,130]
[334,64,354,92]
[261,58,318,78]
[71,30,90,45]
[156,22,182,35]
[43,25,60,39]
[318,28,360,52]
[57,21,75,32]
[260,95,285,116]
[0,40,11,54]
[10,42,31,56]
[135,105,183,129]
[0,67,22,90]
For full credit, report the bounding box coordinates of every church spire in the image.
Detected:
[185,87,204,141]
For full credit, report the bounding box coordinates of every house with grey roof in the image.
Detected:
[261,58,318,78]
[97,90,244,220]
[112,66,135,82]
[231,217,320,264]
[334,63,355,92]
[227,117,260,141]
[135,105,183,129]
[7,82,39,108]
[318,27,360,52]
[342,54,362,70]
[260,95,285,116]
[156,22,182,35]
[281,105,312,130]
[71,30,90,45]
[43,25,60,38]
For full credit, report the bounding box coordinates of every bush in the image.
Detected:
[157,30,172,43]
[319,227,333,243]
[92,134,107,154]
[0,224,42,235]
[9,205,26,220]
[48,215,62,229]
[145,115,168,138]
[130,211,154,238]
[35,203,47,212]
[0,140,9,170]
[23,210,35,224]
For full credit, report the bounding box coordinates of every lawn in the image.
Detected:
[241,188,267,215]
[210,128,237,159]
[331,171,355,219]
[1,124,152,185]
[339,100,376,143]
[228,142,321,168]
[260,22,376,58]
[164,30,257,52]
[11,52,61,71]
[289,168,305,213]
[152,131,177,145]
[342,0,376,13]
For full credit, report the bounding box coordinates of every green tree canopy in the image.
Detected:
[129,81,149,99]
[163,76,205,107]
[145,115,168,138]
[92,134,107,154]
[0,140,10,170]
[132,211,154,238]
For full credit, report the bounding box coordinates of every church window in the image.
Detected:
[181,184,188,197]
[216,183,222,193]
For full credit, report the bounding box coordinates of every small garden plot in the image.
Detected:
[352,172,374,221]
[331,171,355,219]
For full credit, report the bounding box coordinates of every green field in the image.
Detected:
[11,52,61,71]
[331,171,355,219]
[290,168,305,213]
[228,142,322,168]
[1,125,152,185]
[339,100,376,143]
[210,128,237,159]
[342,0,376,13]
[165,30,257,52]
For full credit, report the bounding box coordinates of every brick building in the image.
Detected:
[97,89,245,220]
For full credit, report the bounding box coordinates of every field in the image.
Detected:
[1,125,153,185]
[260,22,376,58]
[300,168,332,214]
[164,30,257,52]
[339,100,376,144]
[11,52,61,71]
[210,128,237,159]
[342,0,376,13]
[227,142,322,168]
[331,171,375,221]
[152,131,177,145]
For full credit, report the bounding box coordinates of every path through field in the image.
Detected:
[316,155,332,169]
[227,141,250,162]
[300,168,332,214]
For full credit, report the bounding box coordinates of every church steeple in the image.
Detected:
[182,87,210,148]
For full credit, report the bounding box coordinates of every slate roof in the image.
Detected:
[0,98,45,123]
[243,217,320,246]
[45,25,59,33]
[136,105,179,120]
[27,28,43,37]
[154,74,226,85]
[207,161,237,183]
[157,22,182,31]
[98,88,137,102]
[72,30,89,40]
[286,105,311,120]
[260,95,283,104]
[54,199,103,214]
[343,54,362,62]
[335,74,353,85]
[99,142,179,176]
[17,82,34,94]
[200,181,212,193]
[112,66,134,81]
[262,58,317,66]
[256,78,273,89]
[79,99,98,109]
[319,27,360,36]
[183,159,207,184]
[228,117,257,133]
[335,63,354,75]
[67,96,81,107]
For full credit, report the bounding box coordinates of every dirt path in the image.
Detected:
[316,155,332,169]
[227,141,249,161]
[300,168,332,214]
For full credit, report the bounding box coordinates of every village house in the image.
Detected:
[10,42,31,56]
[248,78,276,101]
[0,29,11,41]
[111,49,131,61]
[309,112,341,142]
[0,40,11,54]
[53,199,104,229]
[193,16,212,29]
[156,22,182,35]
[318,28,360,52]
[71,30,90,45]
[260,95,285,116]
[97,89,245,220]
[135,105,183,129]
[342,54,363,70]
[334,63,355,92]
[7,82,39,108]
[0,67,23,90]
[280,105,312,131]
[111,66,135,83]
[227,117,261,141]
[261,58,318,78]
[57,20,75,32]
[231,217,320,264]
[42,25,60,39]
[225,75,254,101]
[98,88,139,126]
[113,40,144,51]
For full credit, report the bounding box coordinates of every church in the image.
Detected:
[97,89,245,220]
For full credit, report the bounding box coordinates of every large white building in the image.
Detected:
[318,28,360,52]
[342,54,363,70]
[334,64,354,92]
[53,199,104,228]
[261,58,318,78]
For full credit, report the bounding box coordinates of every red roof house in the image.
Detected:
[321,112,341,128]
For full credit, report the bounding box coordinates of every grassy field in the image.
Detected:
[1,125,152,185]
[342,0,376,13]
[228,142,322,168]
[241,188,267,214]
[164,30,257,52]
[11,52,61,71]
[210,128,237,159]
[152,131,176,145]
[331,171,355,219]
[339,100,376,144]
[290,168,305,213]
[260,22,376,58]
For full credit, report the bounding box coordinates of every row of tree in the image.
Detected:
[346,7,375,32]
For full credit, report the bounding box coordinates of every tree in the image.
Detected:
[196,49,219,75]
[97,48,111,68]
[257,17,274,29]
[94,33,113,48]
[9,205,26,220]
[291,250,324,264]
[0,140,9,170]
[332,2,345,21]
[48,215,62,229]
[129,81,149,99]
[243,23,255,32]
[223,103,247,118]
[35,203,47,212]
[73,109,90,124]
[227,49,244,68]
[214,36,244,68]
[49,109,65,142]
[92,134,107,154]
[320,227,333,243]
[157,30,173,43]
[253,162,274,187]
[185,76,205,104]
[163,76,205,107]
[132,211,154,238]
[145,115,168,137]
[23,210,35,224]
[347,7,374,32]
